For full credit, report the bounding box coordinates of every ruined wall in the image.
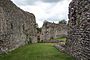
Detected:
[40,21,55,41]
[0,0,37,53]
[40,21,67,42]
[66,0,90,60]
[24,12,37,43]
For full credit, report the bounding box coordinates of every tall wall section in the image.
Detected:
[0,0,37,53]
[66,0,90,60]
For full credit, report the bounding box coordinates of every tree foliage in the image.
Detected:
[59,19,67,24]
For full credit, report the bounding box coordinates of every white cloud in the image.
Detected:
[11,0,72,27]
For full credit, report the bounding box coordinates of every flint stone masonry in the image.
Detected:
[66,0,90,60]
[0,0,37,53]
[40,21,67,42]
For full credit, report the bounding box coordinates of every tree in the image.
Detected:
[59,19,67,24]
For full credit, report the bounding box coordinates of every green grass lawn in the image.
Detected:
[0,43,75,60]
[54,37,66,45]
[55,37,66,42]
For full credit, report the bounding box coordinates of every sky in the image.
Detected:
[11,0,72,27]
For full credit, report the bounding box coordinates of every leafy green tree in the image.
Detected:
[59,19,67,24]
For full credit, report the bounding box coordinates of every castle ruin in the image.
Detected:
[40,21,67,42]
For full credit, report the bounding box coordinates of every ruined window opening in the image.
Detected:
[11,23,13,29]
[22,24,25,30]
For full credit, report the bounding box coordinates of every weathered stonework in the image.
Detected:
[66,0,90,60]
[40,21,67,42]
[24,12,37,43]
[0,0,37,53]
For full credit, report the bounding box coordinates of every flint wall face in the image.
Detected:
[0,0,37,53]
[66,0,90,60]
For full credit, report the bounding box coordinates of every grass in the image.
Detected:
[0,43,75,60]
[56,37,66,41]
[55,37,66,42]
[54,37,66,45]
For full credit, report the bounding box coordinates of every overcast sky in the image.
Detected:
[11,0,72,27]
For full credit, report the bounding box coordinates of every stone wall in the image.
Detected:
[24,12,37,43]
[40,21,67,42]
[0,0,37,53]
[66,0,90,60]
